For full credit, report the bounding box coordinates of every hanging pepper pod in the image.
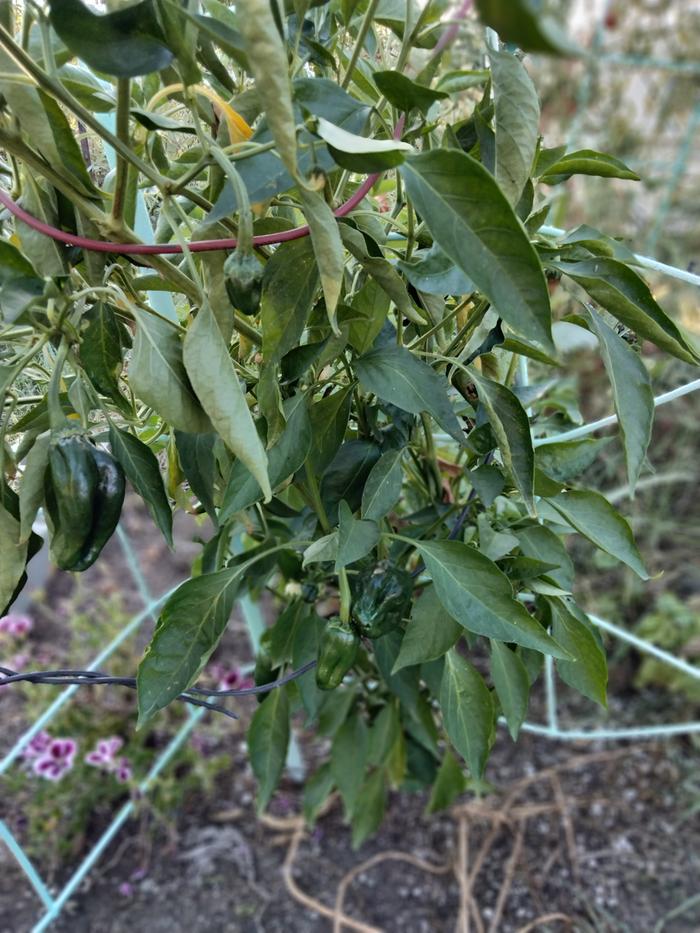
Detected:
[44,429,100,571]
[70,448,125,571]
[351,562,413,639]
[315,618,359,690]
[224,250,264,316]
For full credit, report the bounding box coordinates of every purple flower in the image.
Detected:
[33,738,77,782]
[209,663,254,692]
[114,758,133,784]
[0,615,33,638]
[85,736,132,783]
[118,882,134,898]
[21,731,52,761]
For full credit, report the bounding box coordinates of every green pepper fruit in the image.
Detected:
[315,618,359,690]
[224,250,264,316]
[44,430,100,570]
[253,630,279,703]
[352,562,413,639]
[71,448,125,571]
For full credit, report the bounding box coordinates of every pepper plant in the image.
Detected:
[0,0,697,845]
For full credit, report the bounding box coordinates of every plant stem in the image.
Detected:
[47,338,70,431]
[112,78,132,225]
[341,0,381,89]
[338,567,351,623]
[305,462,331,532]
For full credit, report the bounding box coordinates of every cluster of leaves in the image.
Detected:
[0,0,697,840]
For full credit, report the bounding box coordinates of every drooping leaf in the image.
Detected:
[400,150,554,352]
[581,306,653,491]
[49,0,174,77]
[515,524,575,591]
[129,307,210,434]
[361,448,404,522]
[0,499,29,613]
[298,187,344,331]
[137,565,244,724]
[248,685,290,813]
[392,584,462,673]
[320,439,382,525]
[397,244,474,296]
[534,437,610,484]
[545,490,648,579]
[331,713,369,818]
[490,640,530,739]
[308,388,353,474]
[470,368,535,514]
[261,238,320,362]
[219,394,311,520]
[109,426,173,547]
[415,539,568,656]
[553,258,698,364]
[18,433,50,545]
[440,649,495,778]
[183,302,270,500]
[549,598,608,708]
[351,768,386,849]
[425,748,467,813]
[80,302,125,405]
[355,344,464,445]
[335,501,379,570]
[175,431,219,521]
[490,49,540,206]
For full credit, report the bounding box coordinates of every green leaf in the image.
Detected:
[470,368,535,514]
[137,566,244,724]
[18,433,50,545]
[109,425,173,547]
[534,437,610,484]
[348,280,390,354]
[267,600,307,667]
[340,226,418,323]
[581,306,653,490]
[261,239,319,361]
[183,302,271,500]
[355,344,464,445]
[248,686,290,813]
[0,241,36,283]
[49,0,173,77]
[549,598,607,707]
[545,490,648,579]
[308,387,352,474]
[79,302,125,404]
[361,448,404,522]
[367,703,401,767]
[331,713,369,818]
[468,463,505,507]
[554,258,698,364]
[0,499,28,613]
[475,0,581,55]
[314,116,413,173]
[303,764,335,826]
[238,0,298,177]
[175,432,218,521]
[335,501,380,570]
[490,640,530,739]
[298,188,344,331]
[539,149,640,183]
[129,307,210,434]
[320,440,382,525]
[373,70,447,115]
[302,532,339,568]
[220,393,311,520]
[415,539,568,656]
[351,769,386,849]
[440,649,494,778]
[400,150,553,352]
[425,748,467,814]
[392,584,462,673]
[397,244,474,296]
[515,524,574,591]
[490,49,540,206]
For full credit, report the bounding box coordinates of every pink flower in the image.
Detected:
[21,731,52,761]
[0,615,33,638]
[118,882,134,897]
[208,663,254,692]
[33,738,77,782]
[85,736,132,783]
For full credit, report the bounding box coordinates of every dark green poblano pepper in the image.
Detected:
[351,562,413,639]
[315,618,359,690]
